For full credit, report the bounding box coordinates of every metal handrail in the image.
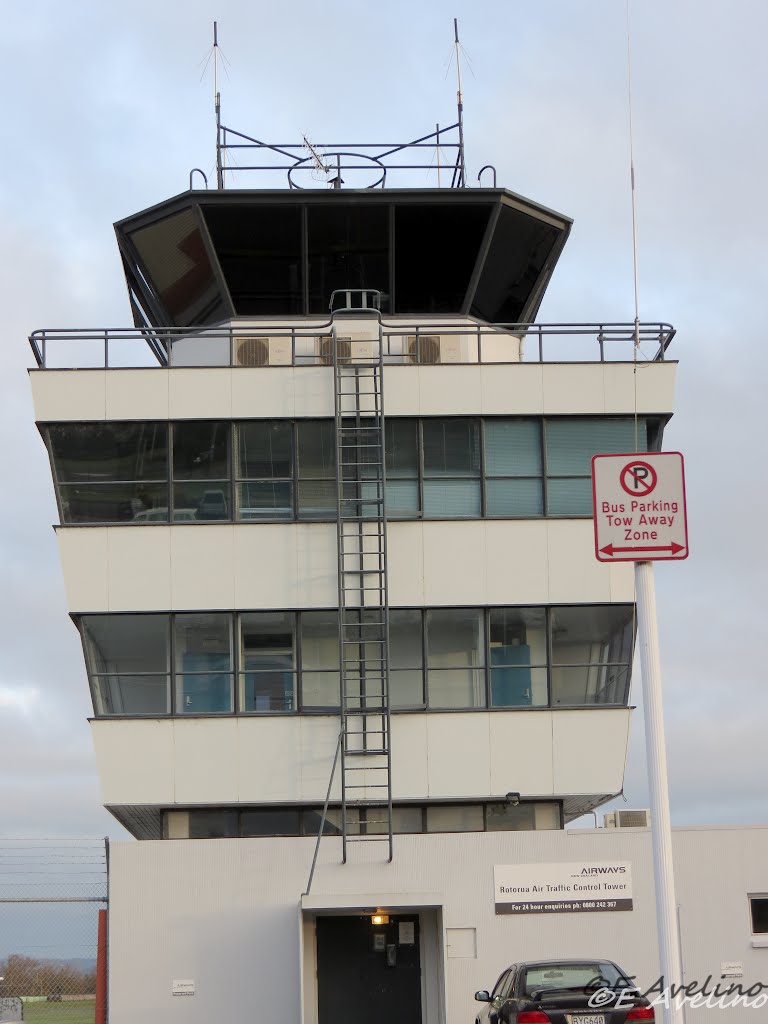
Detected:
[28,321,675,369]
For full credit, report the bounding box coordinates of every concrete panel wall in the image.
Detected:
[57,520,633,613]
[30,361,676,422]
[91,709,632,809]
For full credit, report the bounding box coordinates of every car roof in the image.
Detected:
[509,959,618,969]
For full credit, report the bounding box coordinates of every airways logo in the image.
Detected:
[580,866,626,875]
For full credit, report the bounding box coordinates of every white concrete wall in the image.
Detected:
[29,360,676,422]
[56,519,633,613]
[107,825,768,1024]
[91,709,630,809]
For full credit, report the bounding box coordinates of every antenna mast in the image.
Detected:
[214,22,223,189]
[454,18,467,188]
[626,2,640,349]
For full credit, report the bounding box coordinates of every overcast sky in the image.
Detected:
[0,0,765,844]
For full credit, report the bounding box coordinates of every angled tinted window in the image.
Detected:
[48,422,169,524]
[83,614,170,715]
[471,204,562,323]
[308,205,389,313]
[395,204,491,313]
[203,204,303,315]
[130,209,225,326]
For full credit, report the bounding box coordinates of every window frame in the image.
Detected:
[81,604,634,718]
[47,415,662,526]
[749,894,768,936]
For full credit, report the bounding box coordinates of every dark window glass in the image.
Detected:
[236,422,293,519]
[308,205,389,313]
[489,608,547,707]
[48,423,169,524]
[239,612,295,712]
[241,808,301,836]
[485,803,536,831]
[174,613,233,713]
[202,204,303,315]
[172,422,231,521]
[188,810,238,839]
[751,898,768,934]
[423,419,481,516]
[471,204,562,323]
[83,614,169,715]
[426,609,485,708]
[130,209,226,326]
[550,606,633,706]
[492,971,512,1000]
[297,420,336,518]
[303,809,344,836]
[545,418,645,515]
[426,804,484,832]
[395,204,492,313]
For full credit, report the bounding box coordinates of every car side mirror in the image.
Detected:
[474,990,491,1002]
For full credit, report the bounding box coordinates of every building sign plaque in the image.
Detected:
[494,861,633,914]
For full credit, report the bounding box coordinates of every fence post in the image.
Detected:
[95,908,107,1024]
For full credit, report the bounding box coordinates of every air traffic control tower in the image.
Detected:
[29,121,677,1023]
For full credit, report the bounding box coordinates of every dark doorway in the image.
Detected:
[316,914,422,1024]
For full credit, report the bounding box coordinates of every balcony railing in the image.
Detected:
[28,322,675,370]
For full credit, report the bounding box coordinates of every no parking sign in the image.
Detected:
[592,452,689,562]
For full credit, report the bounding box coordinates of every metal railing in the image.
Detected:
[216,122,466,190]
[28,322,675,370]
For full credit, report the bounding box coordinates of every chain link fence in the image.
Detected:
[0,841,107,1024]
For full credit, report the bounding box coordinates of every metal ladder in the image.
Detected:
[331,320,393,862]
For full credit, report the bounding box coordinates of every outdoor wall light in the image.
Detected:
[506,792,521,806]
[371,914,390,926]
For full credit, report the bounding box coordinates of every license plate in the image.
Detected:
[566,1016,606,1024]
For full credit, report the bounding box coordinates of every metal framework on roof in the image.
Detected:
[214,122,467,191]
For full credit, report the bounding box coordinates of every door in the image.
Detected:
[316,914,422,1024]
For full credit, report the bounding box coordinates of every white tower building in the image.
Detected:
[29,127,677,1023]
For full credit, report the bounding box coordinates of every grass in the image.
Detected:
[22,1001,95,1024]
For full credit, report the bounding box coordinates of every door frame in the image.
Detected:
[299,901,445,1024]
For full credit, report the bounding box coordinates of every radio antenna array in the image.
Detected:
[214,22,223,189]
[453,18,467,188]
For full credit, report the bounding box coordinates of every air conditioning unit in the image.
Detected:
[319,336,352,365]
[234,336,292,367]
[318,336,377,365]
[406,334,462,364]
[604,809,651,829]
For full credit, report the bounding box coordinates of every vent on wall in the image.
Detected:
[406,334,462,364]
[235,336,292,366]
[604,809,651,829]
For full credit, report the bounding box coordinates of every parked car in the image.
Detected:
[474,958,654,1023]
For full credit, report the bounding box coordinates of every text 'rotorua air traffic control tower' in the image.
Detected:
[29,110,677,1023]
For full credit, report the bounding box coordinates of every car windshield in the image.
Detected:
[523,962,628,996]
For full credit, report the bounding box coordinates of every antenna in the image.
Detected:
[626,1,640,350]
[303,135,331,177]
[454,18,467,188]
[214,22,223,189]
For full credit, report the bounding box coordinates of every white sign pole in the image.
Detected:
[635,559,684,1024]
